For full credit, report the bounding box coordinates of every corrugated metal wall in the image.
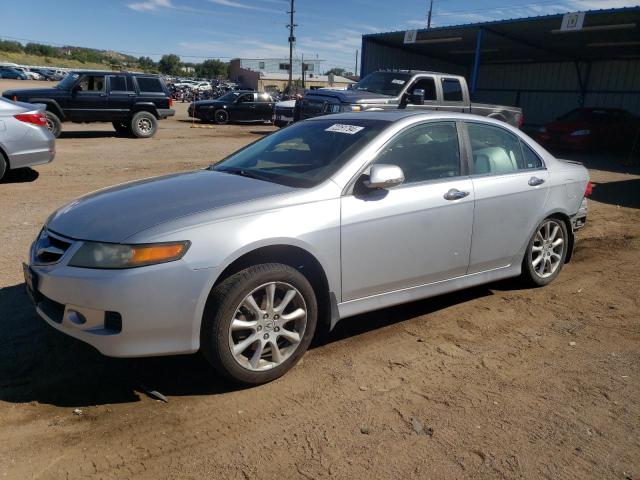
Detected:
[362,38,640,126]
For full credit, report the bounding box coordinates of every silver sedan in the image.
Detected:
[24,111,590,384]
[0,97,55,181]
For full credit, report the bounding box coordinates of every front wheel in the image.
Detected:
[521,218,569,286]
[201,263,317,385]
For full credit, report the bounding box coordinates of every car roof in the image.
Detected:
[305,110,504,124]
[70,70,161,77]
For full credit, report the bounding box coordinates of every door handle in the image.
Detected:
[444,188,470,201]
[528,176,545,186]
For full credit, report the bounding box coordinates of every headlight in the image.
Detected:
[69,241,190,269]
[340,104,362,112]
[570,129,591,136]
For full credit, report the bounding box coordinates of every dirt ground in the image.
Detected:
[1,79,639,480]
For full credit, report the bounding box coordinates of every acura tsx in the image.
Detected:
[23,111,590,384]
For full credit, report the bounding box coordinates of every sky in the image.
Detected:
[1,0,638,72]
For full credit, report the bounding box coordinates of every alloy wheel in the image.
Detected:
[228,281,307,371]
[531,219,565,278]
[137,118,153,134]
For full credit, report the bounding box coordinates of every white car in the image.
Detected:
[14,67,42,81]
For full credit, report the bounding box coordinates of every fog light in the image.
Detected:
[67,310,87,325]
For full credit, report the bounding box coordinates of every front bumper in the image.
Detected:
[25,233,213,358]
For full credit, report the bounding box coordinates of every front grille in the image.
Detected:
[33,229,73,265]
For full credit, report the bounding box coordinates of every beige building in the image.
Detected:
[228,58,355,92]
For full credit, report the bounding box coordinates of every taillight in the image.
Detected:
[169,97,173,108]
[14,113,48,127]
[585,180,592,197]
[518,114,524,128]
[12,95,17,101]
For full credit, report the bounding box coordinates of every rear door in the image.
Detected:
[464,121,549,273]
[107,75,136,121]
[439,77,468,114]
[341,121,474,301]
[256,93,274,121]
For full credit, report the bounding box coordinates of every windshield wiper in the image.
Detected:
[215,167,269,182]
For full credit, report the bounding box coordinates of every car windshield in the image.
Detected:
[211,119,389,188]
[56,73,80,90]
[354,72,412,96]
[218,91,241,102]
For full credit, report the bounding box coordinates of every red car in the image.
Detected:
[535,108,640,151]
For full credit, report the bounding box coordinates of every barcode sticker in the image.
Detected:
[325,124,365,135]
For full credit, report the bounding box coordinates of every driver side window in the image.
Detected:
[77,75,105,93]
[373,121,461,185]
[410,77,437,101]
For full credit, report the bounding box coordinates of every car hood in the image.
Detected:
[304,89,393,104]
[46,170,295,243]
[3,87,64,98]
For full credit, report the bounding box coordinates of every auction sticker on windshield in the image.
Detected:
[391,79,406,85]
[325,124,365,135]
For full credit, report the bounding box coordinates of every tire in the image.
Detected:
[45,111,62,138]
[0,153,7,182]
[521,217,569,287]
[112,121,132,135]
[130,111,157,138]
[213,109,229,125]
[201,263,317,385]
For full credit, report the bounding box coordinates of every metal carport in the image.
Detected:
[360,7,640,126]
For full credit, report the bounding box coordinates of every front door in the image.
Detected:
[464,121,550,273]
[66,74,108,121]
[233,93,257,121]
[341,121,474,301]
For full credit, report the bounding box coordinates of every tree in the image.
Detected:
[158,54,181,75]
[325,67,346,77]
[138,56,156,71]
[195,59,228,78]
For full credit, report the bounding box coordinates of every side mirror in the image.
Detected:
[365,164,405,189]
[408,89,425,105]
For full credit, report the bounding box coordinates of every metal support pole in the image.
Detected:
[471,27,483,98]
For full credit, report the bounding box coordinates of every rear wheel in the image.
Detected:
[112,121,132,135]
[130,111,157,138]
[201,263,317,385]
[521,218,569,286]
[45,111,62,138]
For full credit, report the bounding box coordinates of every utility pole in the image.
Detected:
[287,0,297,92]
[427,0,434,28]
[355,49,358,77]
[301,52,305,88]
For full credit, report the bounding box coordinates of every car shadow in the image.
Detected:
[59,131,121,139]
[1,168,39,184]
[590,178,640,209]
[0,281,498,407]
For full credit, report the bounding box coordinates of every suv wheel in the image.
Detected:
[201,263,317,385]
[213,109,229,125]
[521,218,569,287]
[112,121,132,135]
[130,111,158,138]
[45,111,62,138]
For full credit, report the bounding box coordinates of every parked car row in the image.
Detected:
[0,65,65,81]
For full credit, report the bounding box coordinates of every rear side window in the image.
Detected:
[374,121,461,184]
[136,77,164,93]
[468,123,523,174]
[441,78,463,102]
[520,142,543,170]
[108,75,134,92]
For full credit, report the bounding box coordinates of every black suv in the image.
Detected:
[3,71,175,138]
